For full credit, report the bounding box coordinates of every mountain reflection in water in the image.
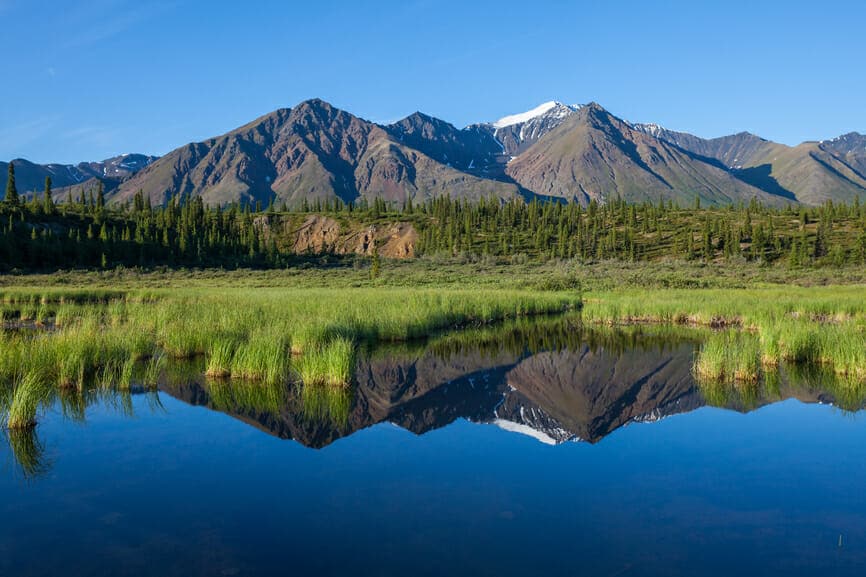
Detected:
[158,320,859,449]
[2,318,862,480]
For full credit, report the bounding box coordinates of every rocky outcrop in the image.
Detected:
[254,214,418,258]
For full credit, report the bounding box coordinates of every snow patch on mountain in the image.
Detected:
[492,101,580,129]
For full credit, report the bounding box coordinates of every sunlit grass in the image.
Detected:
[7,370,52,429]
[295,337,355,387]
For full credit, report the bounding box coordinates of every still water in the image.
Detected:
[2,324,865,576]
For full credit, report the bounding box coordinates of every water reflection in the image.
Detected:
[162,319,863,448]
[2,317,864,476]
[3,428,51,480]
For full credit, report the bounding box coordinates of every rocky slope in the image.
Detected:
[6,99,865,207]
[260,214,418,258]
[507,104,784,205]
[113,99,521,207]
[634,125,866,205]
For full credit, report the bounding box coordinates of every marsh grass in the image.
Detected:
[141,354,166,388]
[205,338,236,378]
[295,337,355,387]
[230,333,290,385]
[694,332,762,385]
[7,370,53,429]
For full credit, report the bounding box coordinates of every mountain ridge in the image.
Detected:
[4,98,865,207]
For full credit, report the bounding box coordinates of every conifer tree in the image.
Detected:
[96,181,105,211]
[43,176,55,215]
[5,163,19,206]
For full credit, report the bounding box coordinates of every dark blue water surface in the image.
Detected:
[2,326,866,576]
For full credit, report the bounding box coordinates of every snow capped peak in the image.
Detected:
[492,101,579,129]
[634,122,666,137]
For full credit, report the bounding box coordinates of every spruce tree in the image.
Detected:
[5,162,19,206]
[97,181,105,211]
[43,176,55,215]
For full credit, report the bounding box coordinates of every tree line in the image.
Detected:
[2,163,866,271]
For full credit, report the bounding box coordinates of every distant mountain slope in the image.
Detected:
[634,125,866,204]
[114,99,521,207]
[0,154,156,196]
[507,104,783,205]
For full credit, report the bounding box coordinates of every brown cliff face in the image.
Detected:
[254,214,418,258]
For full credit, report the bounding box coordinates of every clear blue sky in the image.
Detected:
[1,0,864,164]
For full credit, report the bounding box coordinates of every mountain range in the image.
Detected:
[4,99,865,207]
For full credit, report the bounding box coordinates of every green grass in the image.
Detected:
[295,336,355,387]
[0,285,578,426]
[2,266,865,431]
[6,370,52,429]
[230,332,290,385]
[141,354,166,388]
[581,285,866,386]
[205,337,237,378]
[694,332,762,385]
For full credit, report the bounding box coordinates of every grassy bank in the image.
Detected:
[580,285,866,387]
[3,257,866,293]
[0,286,579,428]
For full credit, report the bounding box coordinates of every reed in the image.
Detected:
[205,338,236,378]
[7,370,52,429]
[141,354,166,388]
[295,336,355,387]
[230,332,289,385]
[694,331,761,385]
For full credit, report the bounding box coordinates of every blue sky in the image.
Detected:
[1,0,864,163]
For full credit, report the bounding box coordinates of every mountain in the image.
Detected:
[479,100,582,157]
[820,132,866,179]
[383,101,581,181]
[633,125,866,205]
[4,98,865,207]
[506,103,784,205]
[0,154,157,196]
[384,112,501,176]
[113,99,521,207]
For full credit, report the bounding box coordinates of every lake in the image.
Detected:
[2,322,865,576]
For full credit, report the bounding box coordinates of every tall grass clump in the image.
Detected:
[819,324,866,379]
[205,338,237,378]
[295,336,355,387]
[141,354,167,388]
[230,332,289,385]
[694,331,761,385]
[7,370,53,429]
